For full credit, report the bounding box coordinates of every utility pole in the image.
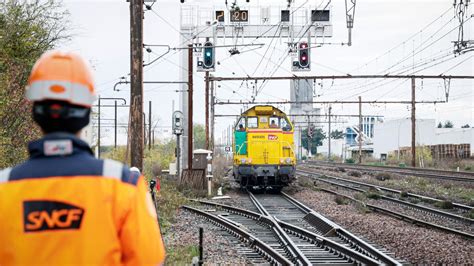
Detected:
[177,135,181,177]
[210,77,215,150]
[143,112,147,148]
[114,101,117,148]
[228,125,231,146]
[307,118,312,158]
[129,0,144,169]
[411,78,416,167]
[328,106,332,161]
[98,96,101,158]
[187,44,193,171]
[205,71,210,150]
[358,96,362,164]
[149,100,152,150]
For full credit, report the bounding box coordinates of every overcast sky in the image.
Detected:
[60,0,473,146]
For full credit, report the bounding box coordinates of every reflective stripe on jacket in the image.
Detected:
[0,133,165,265]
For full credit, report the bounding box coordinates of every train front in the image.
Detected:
[233,106,296,190]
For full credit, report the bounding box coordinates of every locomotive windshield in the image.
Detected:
[281,118,292,131]
[268,116,292,131]
[247,117,258,128]
[235,117,246,131]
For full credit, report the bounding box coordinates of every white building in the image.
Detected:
[373,118,474,158]
[435,128,474,147]
[319,138,346,159]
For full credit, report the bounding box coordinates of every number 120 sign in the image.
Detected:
[231,10,249,22]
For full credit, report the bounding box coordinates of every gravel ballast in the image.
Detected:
[164,208,248,265]
[292,188,474,264]
[300,165,474,205]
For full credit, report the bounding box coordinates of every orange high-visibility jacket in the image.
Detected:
[0,133,165,265]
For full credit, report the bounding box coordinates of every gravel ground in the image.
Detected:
[300,165,474,205]
[292,188,474,264]
[164,208,249,265]
[367,198,474,234]
[313,179,474,235]
[208,190,258,211]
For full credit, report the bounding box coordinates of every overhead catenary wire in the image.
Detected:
[350,6,454,73]
[337,8,459,92]
[439,55,473,75]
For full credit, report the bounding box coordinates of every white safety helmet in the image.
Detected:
[130,167,141,174]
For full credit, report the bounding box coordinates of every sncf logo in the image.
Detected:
[23,200,84,232]
[268,135,278,140]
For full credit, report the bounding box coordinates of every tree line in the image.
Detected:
[0,0,69,168]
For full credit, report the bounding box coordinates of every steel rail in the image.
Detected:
[318,188,474,240]
[281,192,402,266]
[299,170,474,224]
[248,192,312,266]
[193,199,396,265]
[182,205,292,265]
[277,219,382,266]
[298,168,473,211]
[310,160,474,177]
[307,161,474,182]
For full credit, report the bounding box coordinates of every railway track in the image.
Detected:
[297,169,474,239]
[305,161,474,182]
[183,191,401,265]
[298,168,473,213]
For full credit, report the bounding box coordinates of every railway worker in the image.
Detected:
[238,123,245,131]
[270,119,279,128]
[0,51,165,265]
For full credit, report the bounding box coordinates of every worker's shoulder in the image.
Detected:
[101,159,138,186]
[0,167,12,184]
[3,157,137,186]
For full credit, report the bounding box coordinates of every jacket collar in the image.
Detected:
[28,132,94,158]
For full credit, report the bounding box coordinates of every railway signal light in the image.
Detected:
[203,41,215,69]
[172,111,184,135]
[298,41,310,69]
[307,126,314,138]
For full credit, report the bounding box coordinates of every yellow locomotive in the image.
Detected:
[233,105,296,190]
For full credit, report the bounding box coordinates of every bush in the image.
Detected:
[434,200,454,209]
[375,172,392,181]
[467,209,474,219]
[354,192,366,201]
[166,245,199,264]
[334,195,349,205]
[400,191,409,198]
[345,158,355,164]
[355,202,371,214]
[336,167,346,172]
[365,189,381,200]
[465,166,472,171]
[298,176,314,188]
[408,198,420,204]
[348,171,362,177]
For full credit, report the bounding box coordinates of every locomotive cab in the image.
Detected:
[233,106,296,190]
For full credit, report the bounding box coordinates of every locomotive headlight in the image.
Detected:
[280,158,284,164]
[285,158,292,164]
[240,158,247,164]
[247,158,252,163]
